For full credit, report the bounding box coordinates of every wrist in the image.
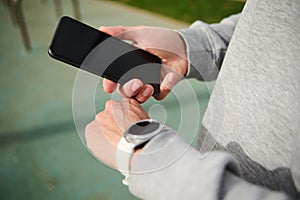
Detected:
[174,31,188,77]
[130,148,142,167]
[116,119,164,185]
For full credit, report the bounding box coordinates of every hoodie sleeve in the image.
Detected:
[177,14,240,81]
[128,129,291,200]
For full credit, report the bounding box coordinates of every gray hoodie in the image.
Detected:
[129,0,300,199]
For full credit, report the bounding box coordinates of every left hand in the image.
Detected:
[85,98,149,168]
[100,25,188,103]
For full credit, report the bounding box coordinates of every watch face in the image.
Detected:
[128,120,160,136]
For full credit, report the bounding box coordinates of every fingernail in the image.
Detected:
[143,87,152,97]
[167,73,174,83]
[132,80,142,92]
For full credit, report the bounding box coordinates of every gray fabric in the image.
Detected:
[130,131,290,200]
[196,0,300,197]
[130,130,240,200]
[129,0,300,199]
[197,125,300,197]
[222,172,290,200]
[179,14,239,81]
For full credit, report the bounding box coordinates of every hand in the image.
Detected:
[100,26,188,103]
[85,98,149,168]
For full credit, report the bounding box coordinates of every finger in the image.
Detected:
[105,99,113,110]
[129,98,141,106]
[103,78,117,93]
[99,26,141,41]
[99,26,125,36]
[121,98,140,108]
[155,72,181,100]
[128,98,150,120]
[155,87,171,101]
[117,79,143,98]
[134,85,154,103]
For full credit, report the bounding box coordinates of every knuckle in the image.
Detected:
[105,100,113,109]
[96,111,104,122]
[85,122,92,134]
[85,121,97,140]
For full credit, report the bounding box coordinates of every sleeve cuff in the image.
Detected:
[177,22,220,81]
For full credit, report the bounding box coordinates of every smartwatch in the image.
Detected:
[116,119,165,185]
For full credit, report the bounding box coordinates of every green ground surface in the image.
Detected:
[0,0,216,199]
[108,0,245,23]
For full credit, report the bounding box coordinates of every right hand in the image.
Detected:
[99,26,188,103]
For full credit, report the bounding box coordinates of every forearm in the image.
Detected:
[178,14,240,81]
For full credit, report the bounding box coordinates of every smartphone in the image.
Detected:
[48,16,161,96]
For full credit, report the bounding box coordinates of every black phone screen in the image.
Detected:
[48,16,161,96]
[49,16,111,67]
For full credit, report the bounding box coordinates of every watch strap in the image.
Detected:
[116,137,135,185]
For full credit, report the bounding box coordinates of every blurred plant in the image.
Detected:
[107,0,245,23]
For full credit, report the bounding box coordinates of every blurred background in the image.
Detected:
[0,0,244,199]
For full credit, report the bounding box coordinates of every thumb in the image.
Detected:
[155,72,182,100]
[99,26,125,36]
[99,26,139,41]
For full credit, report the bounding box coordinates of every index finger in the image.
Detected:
[103,78,117,93]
